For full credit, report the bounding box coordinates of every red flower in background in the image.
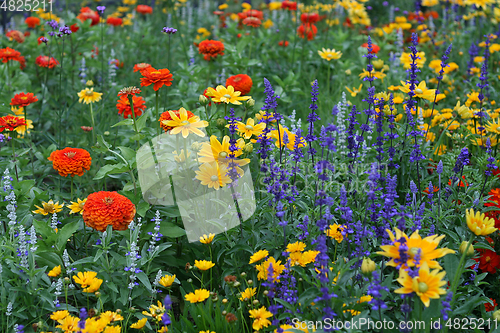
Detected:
[35,55,59,69]
[133,63,151,72]
[485,298,498,312]
[282,1,297,10]
[136,5,153,14]
[107,17,123,26]
[198,40,225,61]
[70,23,79,33]
[77,7,100,26]
[361,42,380,54]
[10,92,38,108]
[242,17,261,28]
[279,40,289,47]
[485,188,500,229]
[226,74,253,96]
[448,175,468,187]
[238,9,264,21]
[300,13,320,24]
[297,23,317,40]
[475,249,500,274]
[25,16,40,28]
[6,30,25,43]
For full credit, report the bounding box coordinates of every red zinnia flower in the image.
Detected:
[107,17,123,26]
[476,249,500,274]
[77,7,100,26]
[485,298,498,312]
[10,92,38,108]
[0,47,21,63]
[159,109,195,132]
[361,42,380,54]
[25,17,41,28]
[48,147,92,177]
[238,9,264,20]
[140,67,174,91]
[83,191,136,232]
[116,95,146,119]
[70,23,80,33]
[6,30,25,43]
[133,63,151,72]
[198,40,225,61]
[300,13,320,24]
[448,175,468,187]
[242,17,261,28]
[278,40,289,47]
[226,74,253,96]
[297,23,317,40]
[0,115,26,132]
[136,5,153,14]
[282,1,297,10]
[35,55,59,69]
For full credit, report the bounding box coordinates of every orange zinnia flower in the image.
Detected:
[83,191,136,232]
[48,147,92,177]
[10,92,38,108]
[198,40,225,61]
[0,47,21,63]
[35,55,59,69]
[159,109,195,132]
[278,40,289,47]
[226,74,253,95]
[107,17,123,26]
[0,115,26,132]
[77,7,100,26]
[282,1,297,10]
[297,23,317,40]
[6,30,25,43]
[136,5,153,14]
[300,13,320,24]
[140,67,174,91]
[238,9,264,20]
[133,63,151,72]
[116,95,146,118]
[242,17,261,28]
[25,17,41,28]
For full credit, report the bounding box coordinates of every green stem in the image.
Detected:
[70,177,74,201]
[89,103,96,145]
[449,233,475,308]
[156,90,160,136]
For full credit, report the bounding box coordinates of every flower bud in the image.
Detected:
[246,98,255,107]
[95,291,101,297]
[86,80,94,87]
[244,143,253,154]
[217,118,226,128]
[222,310,227,316]
[247,279,253,286]
[104,131,110,136]
[187,278,193,283]
[191,141,202,152]
[199,94,208,105]
[252,299,259,305]
[345,69,351,75]
[372,59,384,70]
[222,298,228,304]
[129,307,136,313]
[361,257,376,275]
[263,290,269,296]
[116,309,122,314]
[64,277,70,283]
[240,272,247,277]
[459,241,474,256]
[493,309,500,321]
[233,281,241,288]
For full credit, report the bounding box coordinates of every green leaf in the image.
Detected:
[130,133,146,141]
[443,254,460,285]
[136,200,150,217]
[136,272,152,291]
[111,118,134,127]
[55,221,80,251]
[135,115,147,133]
[93,163,129,180]
[118,146,137,163]
[160,222,185,238]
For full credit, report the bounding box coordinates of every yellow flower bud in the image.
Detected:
[345,69,352,75]
[361,257,376,275]
[199,94,208,105]
[493,309,500,321]
[244,143,253,153]
[459,241,474,256]
[247,98,255,107]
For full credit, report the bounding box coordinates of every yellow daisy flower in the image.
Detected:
[32,200,64,216]
[466,208,498,236]
[249,249,269,264]
[194,260,215,271]
[318,48,342,61]
[205,85,251,105]
[77,88,103,104]
[184,289,210,303]
[67,198,86,215]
